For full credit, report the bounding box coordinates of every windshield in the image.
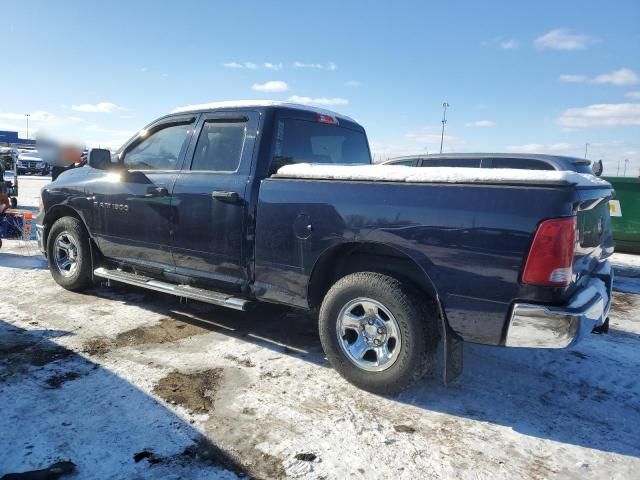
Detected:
[271,118,371,174]
[18,151,42,160]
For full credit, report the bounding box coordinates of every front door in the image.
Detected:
[97,117,196,270]
[170,111,259,289]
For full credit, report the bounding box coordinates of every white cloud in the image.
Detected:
[505,143,574,154]
[464,120,495,127]
[264,62,283,70]
[535,29,595,50]
[71,102,121,113]
[559,74,589,83]
[345,81,361,87]
[499,39,519,49]
[293,61,337,70]
[626,91,640,99]
[252,81,289,93]
[559,68,639,86]
[593,68,639,86]
[558,103,640,128]
[223,62,258,69]
[287,95,348,106]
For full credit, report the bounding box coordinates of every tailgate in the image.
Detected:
[572,188,614,285]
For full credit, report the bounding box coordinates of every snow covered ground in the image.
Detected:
[1,176,639,479]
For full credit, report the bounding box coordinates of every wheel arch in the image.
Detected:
[307,241,443,314]
[42,205,93,253]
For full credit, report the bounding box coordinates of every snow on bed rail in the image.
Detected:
[275,163,611,187]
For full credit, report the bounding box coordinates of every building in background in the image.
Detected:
[0,131,36,149]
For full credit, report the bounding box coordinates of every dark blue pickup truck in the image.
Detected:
[36,101,614,394]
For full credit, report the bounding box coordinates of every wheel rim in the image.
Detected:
[53,231,79,277]
[336,297,402,372]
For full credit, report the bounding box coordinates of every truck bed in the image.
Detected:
[255,173,613,345]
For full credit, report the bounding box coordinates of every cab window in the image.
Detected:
[124,123,191,171]
[271,118,371,174]
[191,120,247,171]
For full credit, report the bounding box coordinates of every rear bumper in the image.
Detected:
[506,261,612,348]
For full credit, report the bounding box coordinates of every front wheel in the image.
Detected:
[319,272,439,395]
[47,216,94,291]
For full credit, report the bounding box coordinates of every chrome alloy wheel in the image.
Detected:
[336,297,402,372]
[53,232,79,277]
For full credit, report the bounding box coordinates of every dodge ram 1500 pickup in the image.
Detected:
[36,101,614,394]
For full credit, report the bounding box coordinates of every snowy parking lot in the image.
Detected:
[1,176,639,479]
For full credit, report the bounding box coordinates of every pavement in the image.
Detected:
[1,175,639,479]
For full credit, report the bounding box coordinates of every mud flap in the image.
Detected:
[442,323,463,385]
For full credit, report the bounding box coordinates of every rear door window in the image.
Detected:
[190,120,247,172]
[388,159,418,166]
[490,158,555,170]
[419,158,481,168]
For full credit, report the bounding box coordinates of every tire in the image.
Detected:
[319,272,439,395]
[46,216,94,291]
[10,197,17,208]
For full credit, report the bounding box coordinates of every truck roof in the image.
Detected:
[172,100,356,123]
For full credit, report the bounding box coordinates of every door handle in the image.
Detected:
[145,186,169,197]
[211,191,242,204]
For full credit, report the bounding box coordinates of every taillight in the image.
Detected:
[522,217,576,287]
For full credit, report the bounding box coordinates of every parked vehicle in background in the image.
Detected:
[36,101,614,394]
[0,147,19,207]
[385,153,596,174]
[17,151,49,176]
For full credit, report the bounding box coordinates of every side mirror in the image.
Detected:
[592,159,603,177]
[88,148,112,170]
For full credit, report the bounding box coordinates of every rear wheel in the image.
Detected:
[319,272,438,395]
[47,217,94,291]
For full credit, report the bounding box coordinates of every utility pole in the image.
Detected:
[440,102,449,154]
[25,113,30,139]
[584,143,589,159]
[617,159,621,176]
[623,158,629,176]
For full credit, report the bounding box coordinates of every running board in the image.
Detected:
[93,267,251,311]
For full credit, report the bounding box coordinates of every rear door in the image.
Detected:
[96,115,196,270]
[170,111,259,288]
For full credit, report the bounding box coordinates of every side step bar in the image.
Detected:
[93,267,251,311]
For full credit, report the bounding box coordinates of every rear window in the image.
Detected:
[271,118,371,174]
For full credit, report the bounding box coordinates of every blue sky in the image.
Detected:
[1,0,639,174]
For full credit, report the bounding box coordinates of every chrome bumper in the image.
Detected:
[506,262,613,348]
[36,223,45,255]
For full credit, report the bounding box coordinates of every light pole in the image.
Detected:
[25,113,30,139]
[623,158,629,176]
[440,102,449,154]
[617,159,621,176]
[584,143,589,159]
